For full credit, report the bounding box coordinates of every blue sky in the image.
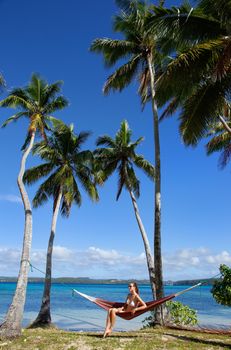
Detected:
[0,0,230,281]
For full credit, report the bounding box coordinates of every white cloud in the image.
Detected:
[0,194,22,204]
[163,248,231,279]
[0,246,230,280]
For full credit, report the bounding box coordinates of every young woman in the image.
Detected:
[103,282,147,338]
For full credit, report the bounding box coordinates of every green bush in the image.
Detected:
[166,301,198,326]
[211,264,231,306]
[142,301,198,328]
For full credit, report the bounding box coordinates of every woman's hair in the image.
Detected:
[131,282,139,294]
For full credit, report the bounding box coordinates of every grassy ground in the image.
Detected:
[0,327,231,350]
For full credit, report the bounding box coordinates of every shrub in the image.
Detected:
[142,301,198,328]
[211,264,231,306]
[165,301,198,326]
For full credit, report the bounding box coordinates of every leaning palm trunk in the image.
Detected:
[30,189,62,327]
[0,132,35,339]
[219,115,231,135]
[128,188,156,299]
[147,54,166,325]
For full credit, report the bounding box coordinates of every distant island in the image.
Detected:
[0,276,218,285]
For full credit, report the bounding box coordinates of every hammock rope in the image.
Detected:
[21,261,221,322]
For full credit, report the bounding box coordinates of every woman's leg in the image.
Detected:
[103,308,119,338]
[109,308,117,330]
[103,309,112,338]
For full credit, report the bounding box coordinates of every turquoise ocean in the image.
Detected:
[0,283,230,332]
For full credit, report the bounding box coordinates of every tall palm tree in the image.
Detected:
[95,120,156,298]
[23,120,99,327]
[150,0,231,145]
[90,0,166,323]
[0,74,68,338]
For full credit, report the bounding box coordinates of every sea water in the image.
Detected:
[0,283,230,331]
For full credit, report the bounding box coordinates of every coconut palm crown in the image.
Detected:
[1,73,68,148]
[24,120,99,214]
[95,120,154,199]
[150,0,231,145]
[90,0,165,105]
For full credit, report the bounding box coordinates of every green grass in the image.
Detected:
[0,327,231,350]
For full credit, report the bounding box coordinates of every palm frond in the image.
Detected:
[43,96,68,114]
[149,5,223,47]
[42,81,63,105]
[32,172,58,208]
[76,167,98,202]
[103,55,142,95]
[207,132,230,151]
[126,165,140,198]
[21,132,33,151]
[115,0,137,13]
[96,135,116,147]
[159,97,180,120]
[23,162,56,185]
[200,0,231,24]
[33,190,49,208]
[133,154,155,179]
[116,162,126,200]
[76,131,92,147]
[213,38,231,81]
[218,146,231,168]
[179,81,227,145]
[0,94,33,110]
[1,112,29,128]
[156,39,227,108]
[115,120,132,145]
[90,38,136,67]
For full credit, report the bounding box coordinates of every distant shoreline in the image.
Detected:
[0,277,217,285]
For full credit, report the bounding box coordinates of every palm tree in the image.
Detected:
[23,120,98,327]
[0,74,68,338]
[90,0,166,323]
[150,0,231,145]
[95,120,156,299]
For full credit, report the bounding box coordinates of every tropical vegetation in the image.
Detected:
[142,301,198,327]
[90,0,167,324]
[95,120,156,297]
[0,0,231,341]
[206,116,231,168]
[23,120,98,327]
[0,75,68,338]
[211,264,231,307]
[152,0,231,145]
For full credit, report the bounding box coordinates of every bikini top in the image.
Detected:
[127,294,137,307]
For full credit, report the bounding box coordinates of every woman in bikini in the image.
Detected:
[103,282,147,338]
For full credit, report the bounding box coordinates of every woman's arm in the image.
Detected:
[131,295,147,314]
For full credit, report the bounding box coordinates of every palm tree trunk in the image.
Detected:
[30,188,62,328]
[128,188,156,299]
[0,132,35,339]
[219,115,231,135]
[147,53,165,325]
